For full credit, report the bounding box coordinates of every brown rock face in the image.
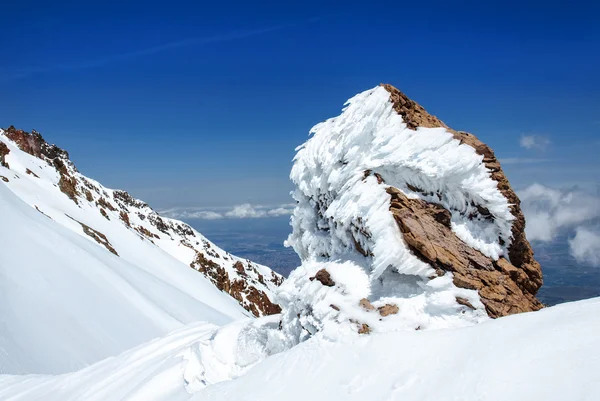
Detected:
[378,304,399,317]
[3,126,284,317]
[310,269,335,287]
[191,250,282,317]
[119,211,131,227]
[66,215,119,256]
[4,126,70,162]
[25,168,39,178]
[96,197,117,211]
[357,323,371,334]
[359,298,375,311]
[0,142,9,168]
[379,84,543,318]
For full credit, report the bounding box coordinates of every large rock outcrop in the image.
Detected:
[382,84,543,317]
[282,84,543,342]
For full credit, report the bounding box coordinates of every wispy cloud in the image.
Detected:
[161,203,295,220]
[520,134,551,151]
[1,23,293,83]
[569,227,600,267]
[499,158,552,165]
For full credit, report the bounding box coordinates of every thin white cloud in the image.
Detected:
[189,211,224,220]
[569,227,600,267]
[225,204,267,219]
[267,207,295,217]
[499,158,552,165]
[161,203,295,220]
[520,135,551,151]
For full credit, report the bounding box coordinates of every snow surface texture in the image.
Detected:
[0,183,246,375]
[282,86,513,339]
[0,129,281,319]
[1,298,599,400]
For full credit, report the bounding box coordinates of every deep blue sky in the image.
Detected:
[2,1,599,208]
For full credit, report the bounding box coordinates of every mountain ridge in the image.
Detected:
[0,125,283,317]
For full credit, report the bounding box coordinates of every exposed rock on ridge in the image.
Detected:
[381,84,543,316]
[1,126,283,317]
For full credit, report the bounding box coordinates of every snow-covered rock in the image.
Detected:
[282,84,543,340]
[0,126,283,318]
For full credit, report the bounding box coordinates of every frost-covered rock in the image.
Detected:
[283,84,543,340]
[0,126,283,318]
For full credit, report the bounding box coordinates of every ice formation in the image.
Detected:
[281,85,524,338]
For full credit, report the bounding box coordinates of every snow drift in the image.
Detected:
[1,297,598,400]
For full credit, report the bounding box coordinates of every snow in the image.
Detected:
[282,86,508,337]
[275,260,487,347]
[0,129,281,320]
[287,86,513,269]
[196,298,600,401]
[1,297,599,400]
[0,182,247,375]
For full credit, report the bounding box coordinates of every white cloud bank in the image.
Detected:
[520,184,600,266]
[569,228,600,267]
[160,203,295,220]
[520,135,551,150]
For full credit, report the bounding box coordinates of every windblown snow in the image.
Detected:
[287,86,513,268]
[279,85,523,338]
[0,298,598,400]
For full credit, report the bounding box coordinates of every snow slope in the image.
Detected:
[1,297,598,400]
[0,182,246,375]
[0,127,282,319]
[197,298,600,401]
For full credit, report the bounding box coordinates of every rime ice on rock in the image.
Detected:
[281,84,543,342]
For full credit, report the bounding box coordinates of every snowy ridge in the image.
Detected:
[0,127,283,318]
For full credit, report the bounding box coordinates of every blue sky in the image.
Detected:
[2,0,599,209]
